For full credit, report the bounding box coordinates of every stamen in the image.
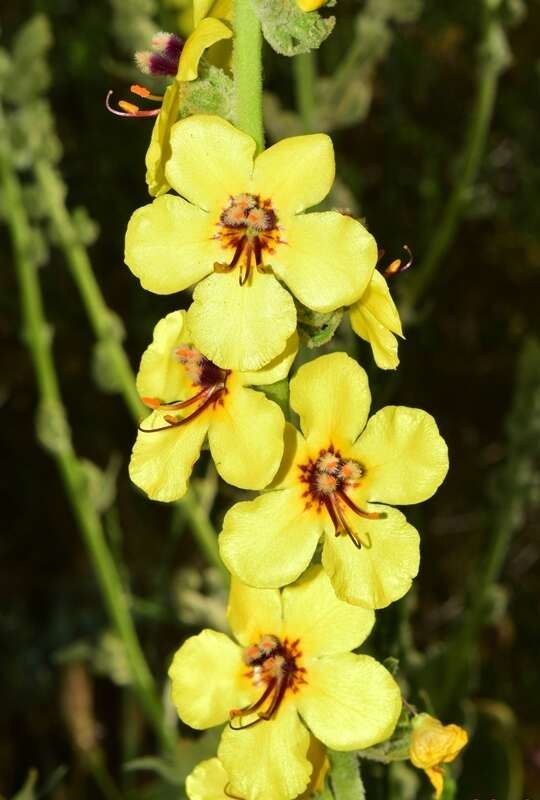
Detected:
[138,386,222,432]
[106,90,160,118]
[337,488,386,520]
[383,245,413,278]
[130,84,163,101]
[299,447,380,548]
[214,193,281,282]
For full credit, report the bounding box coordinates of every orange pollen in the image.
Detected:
[298,445,385,549]
[213,193,285,286]
[230,635,306,730]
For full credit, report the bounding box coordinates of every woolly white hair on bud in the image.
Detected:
[134,51,152,74]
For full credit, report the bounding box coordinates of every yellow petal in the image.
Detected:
[177,18,233,82]
[353,406,449,505]
[208,379,285,490]
[322,504,420,609]
[410,714,468,769]
[301,737,330,799]
[271,422,310,490]
[298,653,401,750]
[271,212,377,313]
[426,766,444,799]
[228,576,283,646]
[145,81,181,197]
[187,269,297,371]
[358,270,403,334]
[219,488,323,588]
[350,304,400,370]
[136,311,191,401]
[125,194,218,294]
[186,758,230,800]
[252,134,334,218]
[239,330,298,386]
[350,271,403,370]
[166,115,254,211]
[169,630,248,728]
[289,352,371,449]
[297,0,327,10]
[193,0,232,26]
[282,565,374,657]
[129,411,209,502]
[218,701,311,800]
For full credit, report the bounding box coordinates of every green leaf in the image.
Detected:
[180,66,234,120]
[36,398,71,456]
[257,378,290,418]
[297,305,343,349]
[252,0,335,56]
[328,751,365,800]
[79,455,121,514]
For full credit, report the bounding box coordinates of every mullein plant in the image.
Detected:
[112,1,467,797]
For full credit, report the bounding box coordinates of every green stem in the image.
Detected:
[85,751,125,800]
[400,6,507,314]
[329,751,366,800]
[33,159,223,575]
[233,0,264,151]
[175,485,229,581]
[294,51,317,132]
[34,159,143,420]
[0,136,175,755]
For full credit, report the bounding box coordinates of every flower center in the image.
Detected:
[299,445,385,549]
[139,345,230,432]
[214,193,284,286]
[229,635,306,730]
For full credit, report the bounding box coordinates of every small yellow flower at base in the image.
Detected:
[130,310,297,502]
[349,270,404,370]
[170,566,402,800]
[186,738,329,800]
[409,714,469,798]
[125,115,378,371]
[219,351,449,609]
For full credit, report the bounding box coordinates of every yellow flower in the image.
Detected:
[410,714,468,798]
[349,270,404,370]
[186,738,329,799]
[125,115,378,371]
[170,566,401,800]
[130,310,297,502]
[219,352,449,608]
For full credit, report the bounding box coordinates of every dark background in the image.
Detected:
[1,0,539,797]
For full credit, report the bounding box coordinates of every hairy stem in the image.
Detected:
[0,136,175,754]
[233,0,264,151]
[33,159,224,577]
[294,51,317,132]
[35,159,143,419]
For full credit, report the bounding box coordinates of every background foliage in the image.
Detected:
[1,0,540,798]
